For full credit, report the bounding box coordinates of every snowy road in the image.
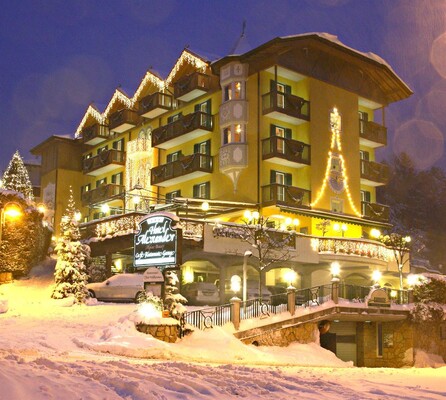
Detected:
[0,260,445,399]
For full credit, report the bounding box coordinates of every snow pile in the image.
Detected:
[414,350,445,368]
[0,297,8,313]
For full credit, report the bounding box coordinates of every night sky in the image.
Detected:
[1,0,445,171]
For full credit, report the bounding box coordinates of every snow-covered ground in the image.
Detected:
[0,259,445,400]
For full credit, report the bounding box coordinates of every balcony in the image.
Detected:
[82,124,110,145]
[83,149,125,176]
[81,184,125,206]
[360,159,389,186]
[262,90,310,125]
[109,109,141,133]
[151,153,213,186]
[152,111,213,149]
[262,183,311,209]
[361,201,390,223]
[138,92,173,119]
[262,137,310,167]
[359,120,387,148]
[174,72,213,102]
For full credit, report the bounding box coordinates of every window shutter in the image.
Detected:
[285,85,291,94]
[205,139,210,154]
[205,182,210,199]
[285,173,292,186]
[285,128,292,139]
[193,185,198,198]
[270,80,276,91]
[270,125,276,137]
[194,143,199,153]
[270,170,277,183]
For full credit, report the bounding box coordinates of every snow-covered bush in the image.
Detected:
[52,188,90,304]
[0,191,51,277]
[410,302,444,323]
[88,256,107,282]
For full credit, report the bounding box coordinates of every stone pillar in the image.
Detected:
[231,297,241,330]
[331,279,339,304]
[287,287,296,316]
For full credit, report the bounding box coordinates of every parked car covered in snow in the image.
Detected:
[87,273,146,303]
[182,282,220,306]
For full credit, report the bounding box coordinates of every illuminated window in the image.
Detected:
[96,178,107,188]
[223,81,245,102]
[97,145,108,154]
[223,124,245,144]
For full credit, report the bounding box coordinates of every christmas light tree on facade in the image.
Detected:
[311,107,361,217]
[52,187,90,304]
[2,151,34,201]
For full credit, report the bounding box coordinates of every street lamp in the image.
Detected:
[242,250,252,304]
[284,269,297,288]
[334,223,347,237]
[330,261,341,281]
[0,202,23,241]
[372,270,382,288]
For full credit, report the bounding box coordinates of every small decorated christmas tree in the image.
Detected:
[52,187,89,304]
[2,151,34,201]
[163,270,187,319]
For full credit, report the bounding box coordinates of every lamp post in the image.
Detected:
[242,250,252,305]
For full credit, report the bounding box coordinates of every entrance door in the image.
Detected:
[320,332,337,354]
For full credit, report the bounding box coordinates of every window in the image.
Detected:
[96,178,107,187]
[271,125,291,153]
[271,170,292,202]
[167,151,182,163]
[223,124,245,144]
[223,81,245,102]
[193,182,210,199]
[111,172,123,185]
[112,139,124,151]
[195,99,211,114]
[97,145,108,155]
[360,151,370,174]
[270,80,291,108]
[361,190,371,215]
[166,190,181,203]
[194,140,210,155]
[168,112,182,124]
[81,184,91,194]
[377,323,383,357]
[359,111,368,134]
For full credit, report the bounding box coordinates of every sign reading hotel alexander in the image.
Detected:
[134,212,181,269]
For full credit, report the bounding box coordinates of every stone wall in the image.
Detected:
[413,322,446,361]
[240,322,319,346]
[357,320,414,368]
[136,323,179,343]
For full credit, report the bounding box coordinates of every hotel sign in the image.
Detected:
[134,212,181,268]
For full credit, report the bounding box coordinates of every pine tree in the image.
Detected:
[2,151,34,201]
[52,188,89,303]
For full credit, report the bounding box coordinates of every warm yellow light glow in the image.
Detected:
[74,212,82,221]
[183,269,194,284]
[333,223,340,232]
[370,228,381,239]
[243,210,252,220]
[390,290,398,298]
[4,204,22,220]
[114,259,123,272]
[284,269,297,285]
[138,302,162,319]
[404,236,411,243]
[101,204,110,214]
[330,261,341,276]
[372,270,382,283]
[51,236,57,242]
[252,211,260,220]
[37,204,46,214]
[133,195,141,205]
[201,201,210,212]
[230,275,241,293]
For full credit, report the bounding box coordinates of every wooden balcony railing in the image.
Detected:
[174,72,213,100]
[361,201,390,223]
[81,184,125,206]
[360,160,389,185]
[151,153,213,185]
[82,149,125,175]
[151,111,213,148]
[262,90,310,122]
[262,183,311,208]
[359,120,387,146]
[262,137,311,165]
[138,92,173,118]
[109,109,141,132]
[82,124,110,145]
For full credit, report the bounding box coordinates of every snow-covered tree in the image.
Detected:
[410,274,446,323]
[163,270,187,319]
[2,151,34,201]
[52,188,89,304]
